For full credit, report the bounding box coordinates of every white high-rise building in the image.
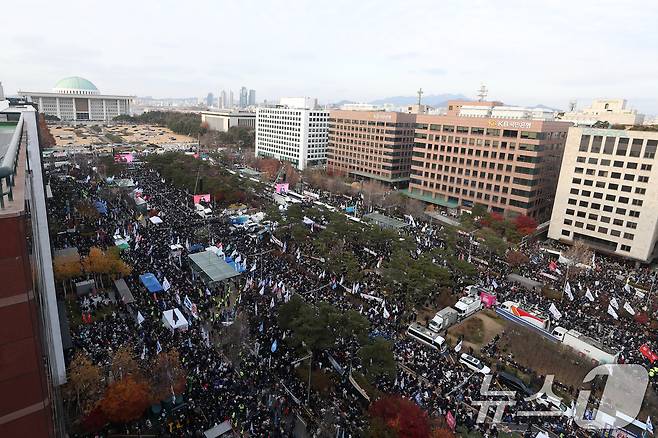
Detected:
[560,99,645,126]
[548,126,658,262]
[255,97,328,170]
[219,90,228,109]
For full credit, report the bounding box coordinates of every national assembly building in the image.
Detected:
[18,76,133,122]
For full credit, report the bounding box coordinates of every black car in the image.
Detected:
[496,371,533,397]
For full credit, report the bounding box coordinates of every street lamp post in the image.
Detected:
[291,351,313,406]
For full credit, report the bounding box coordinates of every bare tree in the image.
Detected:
[404,198,427,218]
[564,240,594,266]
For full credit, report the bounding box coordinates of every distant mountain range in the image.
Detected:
[369,93,468,106]
[332,96,564,112]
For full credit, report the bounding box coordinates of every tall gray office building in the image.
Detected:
[248,89,256,106]
[239,86,248,108]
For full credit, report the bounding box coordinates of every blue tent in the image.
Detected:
[139,273,163,293]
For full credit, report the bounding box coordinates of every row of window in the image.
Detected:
[558,230,631,252]
[578,134,657,159]
[562,218,635,240]
[417,124,566,139]
[329,119,415,128]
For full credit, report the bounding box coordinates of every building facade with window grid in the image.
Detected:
[548,127,658,262]
[326,110,416,186]
[408,101,570,219]
[255,104,329,170]
[18,76,133,122]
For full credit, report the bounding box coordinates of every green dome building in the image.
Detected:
[18,76,133,122]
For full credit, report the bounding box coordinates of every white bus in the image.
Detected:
[406,323,447,352]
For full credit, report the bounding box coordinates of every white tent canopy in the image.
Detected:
[162,308,189,332]
[149,216,163,224]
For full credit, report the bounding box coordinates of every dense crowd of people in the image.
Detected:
[48,157,657,438]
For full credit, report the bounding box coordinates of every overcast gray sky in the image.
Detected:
[2,0,657,113]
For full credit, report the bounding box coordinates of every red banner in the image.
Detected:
[193,194,211,204]
[640,344,658,363]
[446,411,456,430]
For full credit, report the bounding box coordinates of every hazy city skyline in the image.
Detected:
[2,0,657,113]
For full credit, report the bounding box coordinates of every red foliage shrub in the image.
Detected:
[369,395,431,438]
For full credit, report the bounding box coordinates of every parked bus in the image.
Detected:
[406,323,447,352]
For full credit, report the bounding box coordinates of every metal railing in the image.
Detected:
[0,114,24,208]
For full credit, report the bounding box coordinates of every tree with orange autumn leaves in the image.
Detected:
[66,347,187,426]
[368,395,431,438]
[100,377,150,423]
[81,246,132,288]
[53,253,83,294]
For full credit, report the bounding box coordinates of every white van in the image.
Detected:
[459,353,491,374]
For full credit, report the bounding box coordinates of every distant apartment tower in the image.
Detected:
[229,91,234,108]
[255,97,328,170]
[239,87,248,108]
[0,104,66,436]
[327,110,416,187]
[408,100,570,219]
[218,90,228,109]
[248,89,256,106]
[206,92,214,107]
[548,127,658,262]
[560,99,645,126]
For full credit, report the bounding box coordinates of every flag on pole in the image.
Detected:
[610,297,619,309]
[183,295,193,310]
[549,303,562,320]
[564,282,574,301]
[156,340,162,354]
[607,304,619,320]
[270,297,275,309]
[454,339,463,353]
[137,311,145,325]
[492,279,499,289]
[141,344,146,360]
[271,340,278,353]
[250,263,257,272]
[383,306,390,319]
[646,415,654,434]
[623,301,636,316]
[162,277,171,292]
[585,289,595,302]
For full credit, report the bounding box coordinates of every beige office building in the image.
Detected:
[409,101,571,220]
[201,110,255,132]
[548,127,658,262]
[560,99,644,126]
